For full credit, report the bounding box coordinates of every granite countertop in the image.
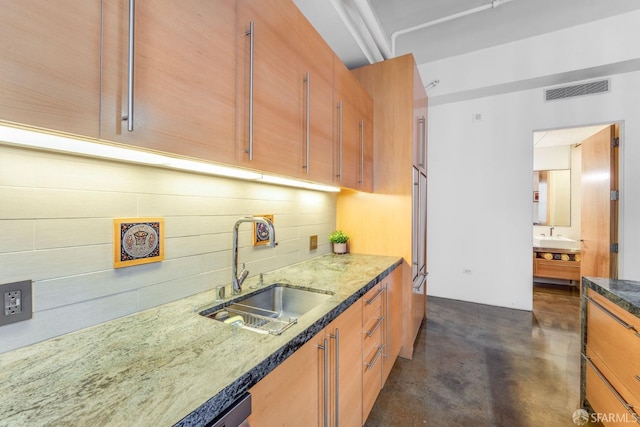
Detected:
[0,254,402,427]
[582,277,640,317]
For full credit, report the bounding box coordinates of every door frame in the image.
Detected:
[531,121,623,286]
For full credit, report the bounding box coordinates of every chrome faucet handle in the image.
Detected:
[259,273,264,286]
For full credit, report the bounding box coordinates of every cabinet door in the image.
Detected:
[248,336,322,426]
[357,86,374,192]
[362,284,384,421]
[101,0,236,163]
[382,267,402,384]
[333,61,360,189]
[237,0,301,176]
[412,64,428,172]
[0,0,100,137]
[327,298,363,427]
[298,14,334,184]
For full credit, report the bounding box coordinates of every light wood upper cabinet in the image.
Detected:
[0,0,101,137]
[236,0,301,177]
[357,85,374,192]
[298,13,335,184]
[334,59,373,191]
[101,0,237,163]
[413,65,428,172]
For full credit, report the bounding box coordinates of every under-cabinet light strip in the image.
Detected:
[0,124,340,192]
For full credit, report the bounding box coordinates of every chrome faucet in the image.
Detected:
[550,226,554,236]
[232,217,276,295]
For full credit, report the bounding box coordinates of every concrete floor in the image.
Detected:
[365,284,603,427]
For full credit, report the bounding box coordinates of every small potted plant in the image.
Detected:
[329,230,349,254]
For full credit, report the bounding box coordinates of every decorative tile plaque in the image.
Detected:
[113,218,164,268]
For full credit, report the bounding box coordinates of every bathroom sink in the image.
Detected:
[533,235,579,250]
[201,284,334,335]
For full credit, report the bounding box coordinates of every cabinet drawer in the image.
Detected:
[363,317,383,356]
[534,258,580,280]
[584,353,640,426]
[363,337,382,422]
[363,285,383,324]
[586,291,640,408]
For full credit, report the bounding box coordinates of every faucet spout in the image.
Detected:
[232,217,276,295]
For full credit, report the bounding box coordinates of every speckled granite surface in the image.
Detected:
[0,254,401,427]
[582,276,640,317]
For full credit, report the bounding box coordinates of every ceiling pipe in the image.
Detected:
[351,0,393,60]
[329,0,384,64]
[391,0,514,56]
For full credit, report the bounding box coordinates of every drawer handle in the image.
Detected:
[635,374,640,383]
[366,345,383,370]
[365,317,384,337]
[583,354,640,423]
[365,288,383,305]
[585,295,639,335]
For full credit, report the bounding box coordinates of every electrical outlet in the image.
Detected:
[463,268,472,274]
[0,280,32,326]
[309,235,318,250]
[5,290,22,315]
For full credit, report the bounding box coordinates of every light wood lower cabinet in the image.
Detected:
[248,333,321,426]
[583,289,640,425]
[383,267,403,384]
[248,298,363,427]
[362,284,384,421]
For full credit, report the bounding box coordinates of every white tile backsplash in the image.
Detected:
[0,145,336,353]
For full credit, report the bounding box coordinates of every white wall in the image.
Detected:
[423,10,640,310]
[426,70,639,310]
[0,145,336,353]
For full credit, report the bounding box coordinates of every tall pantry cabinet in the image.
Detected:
[338,53,427,359]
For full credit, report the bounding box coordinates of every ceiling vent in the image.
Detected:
[545,79,609,101]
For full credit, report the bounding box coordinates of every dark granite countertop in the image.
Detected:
[582,277,640,318]
[0,254,402,427]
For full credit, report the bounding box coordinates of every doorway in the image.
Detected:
[532,123,620,289]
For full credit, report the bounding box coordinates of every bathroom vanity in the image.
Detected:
[533,248,581,281]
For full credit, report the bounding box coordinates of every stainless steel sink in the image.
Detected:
[201,284,333,335]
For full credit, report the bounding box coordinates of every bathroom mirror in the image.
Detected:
[533,169,571,226]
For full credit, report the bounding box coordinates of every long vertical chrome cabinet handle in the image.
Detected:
[244,21,255,159]
[337,101,343,181]
[123,0,135,132]
[419,116,426,167]
[358,119,364,184]
[383,284,389,358]
[318,338,329,427]
[330,329,340,427]
[304,72,310,173]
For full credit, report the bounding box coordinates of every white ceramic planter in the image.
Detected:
[333,242,347,254]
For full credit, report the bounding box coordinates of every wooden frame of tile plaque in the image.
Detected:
[113,217,165,268]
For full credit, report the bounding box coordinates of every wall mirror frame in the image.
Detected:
[533,169,571,226]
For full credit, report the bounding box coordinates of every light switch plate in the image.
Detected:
[1,280,32,326]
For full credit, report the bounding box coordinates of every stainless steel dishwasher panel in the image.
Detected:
[206,393,251,427]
